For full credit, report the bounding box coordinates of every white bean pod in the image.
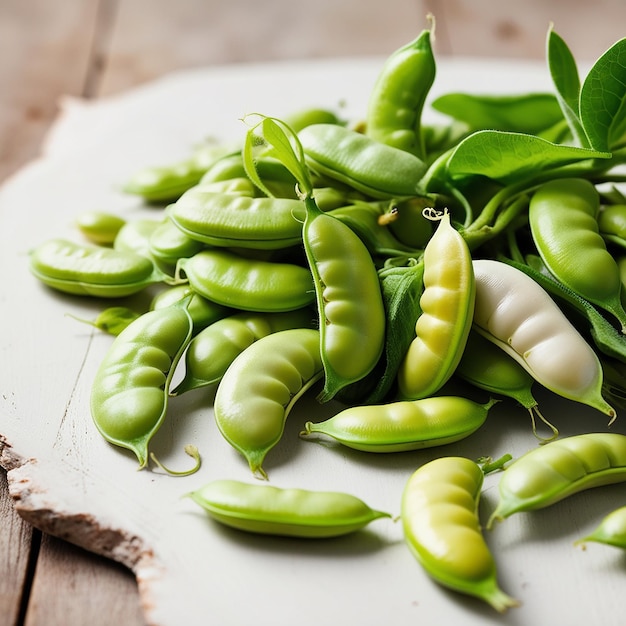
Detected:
[472,259,615,421]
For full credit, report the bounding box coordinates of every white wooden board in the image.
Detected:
[1,56,625,626]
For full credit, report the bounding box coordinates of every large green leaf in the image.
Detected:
[446,130,610,184]
[580,37,626,152]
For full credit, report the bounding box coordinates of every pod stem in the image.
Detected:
[528,405,559,444]
[149,444,202,476]
[478,453,512,475]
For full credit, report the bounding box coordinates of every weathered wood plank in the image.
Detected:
[98,0,425,96]
[0,468,34,626]
[23,534,145,626]
[424,0,626,61]
[0,0,100,183]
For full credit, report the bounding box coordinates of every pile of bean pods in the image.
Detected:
[28,22,626,612]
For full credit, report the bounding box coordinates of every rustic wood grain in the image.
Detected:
[0,0,101,183]
[424,0,626,61]
[22,534,145,626]
[0,468,34,626]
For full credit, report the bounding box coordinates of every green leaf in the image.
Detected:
[580,37,626,152]
[431,92,563,135]
[242,114,313,197]
[546,26,588,147]
[446,130,610,184]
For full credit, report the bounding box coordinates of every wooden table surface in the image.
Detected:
[1,1,625,624]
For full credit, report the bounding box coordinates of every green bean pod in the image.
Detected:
[529,178,626,331]
[365,28,435,159]
[187,479,391,538]
[488,433,626,525]
[29,238,166,298]
[90,298,194,468]
[171,308,315,395]
[300,396,497,452]
[298,123,427,198]
[123,142,235,203]
[579,505,626,549]
[397,210,475,400]
[402,456,519,613]
[455,329,556,440]
[214,328,324,479]
[302,198,386,401]
[167,192,305,249]
[176,249,315,313]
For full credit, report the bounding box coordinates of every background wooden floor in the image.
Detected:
[2,1,625,624]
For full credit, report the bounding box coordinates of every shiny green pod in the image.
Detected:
[488,433,626,526]
[176,249,315,312]
[90,298,194,469]
[300,396,497,452]
[29,238,165,298]
[75,210,126,245]
[529,178,626,332]
[298,123,427,198]
[167,192,306,249]
[187,479,391,538]
[172,308,315,395]
[214,328,323,479]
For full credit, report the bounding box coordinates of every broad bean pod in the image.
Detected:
[171,308,315,395]
[90,297,195,469]
[167,192,305,249]
[472,259,616,421]
[402,456,519,612]
[213,328,323,479]
[187,479,391,538]
[302,197,386,401]
[365,28,435,159]
[176,249,315,312]
[455,329,556,440]
[300,396,497,452]
[29,238,166,298]
[488,433,626,525]
[529,178,626,331]
[113,218,161,258]
[397,210,475,400]
[297,123,427,198]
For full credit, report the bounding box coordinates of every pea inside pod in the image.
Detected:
[402,456,519,612]
[187,479,391,538]
[29,238,166,298]
[213,328,323,479]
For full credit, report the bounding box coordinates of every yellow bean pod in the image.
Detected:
[402,456,519,612]
[397,210,475,399]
